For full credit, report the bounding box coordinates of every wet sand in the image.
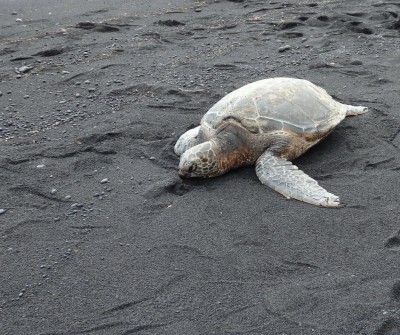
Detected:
[1,0,400,334]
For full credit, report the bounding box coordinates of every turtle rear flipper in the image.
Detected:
[256,151,341,207]
[345,104,368,116]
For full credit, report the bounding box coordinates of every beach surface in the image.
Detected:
[1,0,400,334]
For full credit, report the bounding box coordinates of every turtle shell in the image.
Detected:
[201,77,347,136]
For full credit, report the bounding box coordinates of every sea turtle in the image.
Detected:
[174,77,367,207]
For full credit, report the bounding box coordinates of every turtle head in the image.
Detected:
[178,141,220,178]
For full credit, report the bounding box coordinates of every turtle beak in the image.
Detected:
[178,162,197,178]
[178,166,192,178]
[179,170,190,178]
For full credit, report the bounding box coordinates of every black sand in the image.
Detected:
[1,0,400,334]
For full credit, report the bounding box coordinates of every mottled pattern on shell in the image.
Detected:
[202,78,347,136]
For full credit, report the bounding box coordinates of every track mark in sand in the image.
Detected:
[3,219,51,236]
[2,158,30,165]
[145,178,190,199]
[374,318,400,335]
[100,63,128,69]
[70,225,112,230]
[370,11,398,21]
[62,72,89,82]
[164,180,191,196]
[77,131,122,145]
[218,303,258,319]
[373,2,400,8]
[304,10,399,35]
[391,281,400,301]
[278,31,304,38]
[32,47,66,57]
[317,15,330,22]
[106,83,160,97]
[10,185,70,203]
[10,56,33,61]
[347,21,374,34]
[298,16,309,21]
[0,158,30,171]
[306,16,330,27]
[391,130,400,148]
[103,274,186,314]
[233,239,265,248]
[146,104,199,111]
[386,19,400,31]
[81,8,111,16]
[213,63,238,70]
[156,19,185,27]
[384,230,400,250]
[37,132,121,159]
[72,154,113,172]
[309,62,336,70]
[104,297,150,314]
[75,22,120,32]
[249,3,294,13]
[276,21,303,30]
[1,48,18,56]
[282,260,320,269]
[147,244,215,261]
[346,12,368,18]
[122,323,168,335]
[336,69,371,77]
[364,157,395,170]
[78,321,127,334]
[41,146,117,159]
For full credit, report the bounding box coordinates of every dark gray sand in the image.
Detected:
[1,0,400,334]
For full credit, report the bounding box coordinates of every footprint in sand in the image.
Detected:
[384,230,400,250]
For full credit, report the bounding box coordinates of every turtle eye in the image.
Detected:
[188,163,197,173]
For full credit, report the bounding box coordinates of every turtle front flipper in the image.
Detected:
[174,126,201,156]
[256,151,341,207]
